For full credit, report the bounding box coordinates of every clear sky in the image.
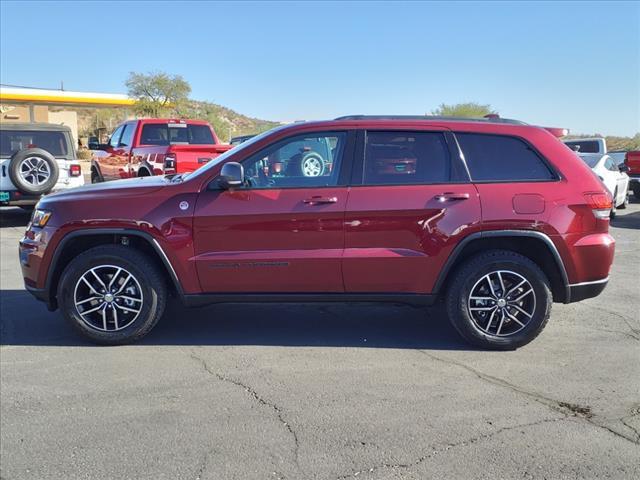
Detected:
[1,0,639,136]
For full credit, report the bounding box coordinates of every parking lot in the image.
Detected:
[0,201,638,479]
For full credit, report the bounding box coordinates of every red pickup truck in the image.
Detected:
[90,119,232,182]
[625,150,640,199]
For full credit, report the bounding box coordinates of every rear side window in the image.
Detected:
[363,131,452,185]
[456,133,555,182]
[0,130,68,156]
[140,123,215,145]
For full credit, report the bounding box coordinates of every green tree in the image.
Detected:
[126,71,191,117]
[431,102,496,118]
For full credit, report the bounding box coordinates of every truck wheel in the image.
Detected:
[299,152,325,177]
[57,245,167,345]
[618,188,629,209]
[9,148,59,195]
[91,168,102,184]
[634,185,640,200]
[610,189,617,219]
[445,250,552,350]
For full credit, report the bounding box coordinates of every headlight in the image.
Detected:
[30,209,52,228]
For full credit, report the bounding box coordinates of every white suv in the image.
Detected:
[0,123,84,207]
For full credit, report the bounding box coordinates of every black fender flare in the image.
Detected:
[45,228,183,307]
[432,230,570,301]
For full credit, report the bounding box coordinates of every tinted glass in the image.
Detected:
[604,157,616,171]
[580,155,600,168]
[241,132,346,188]
[564,140,600,154]
[363,131,451,185]
[109,125,124,148]
[457,133,555,181]
[119,123,136,147]
[0,130,68,156]
[140,124,215,145]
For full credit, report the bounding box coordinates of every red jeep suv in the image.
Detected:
[19,116,615,349]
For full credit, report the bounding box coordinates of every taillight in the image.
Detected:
[584,192,612,219]
[69,164,81,177]
[164,154,177,173]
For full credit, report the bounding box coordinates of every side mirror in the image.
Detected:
[619,163,630,173]
[218,162,244,189]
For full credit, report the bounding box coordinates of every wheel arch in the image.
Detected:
[433,231,570,303]
[137,165,152,177]
[90,162,104,181]
[46,229,182,310]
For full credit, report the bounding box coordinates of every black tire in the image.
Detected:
[57,245,167,345]
[633,185,640,200]
[610,190,617,219]
[90,167,102,184]
[9,148,59,195]
[618,188,629,209]
[445,250,552,350]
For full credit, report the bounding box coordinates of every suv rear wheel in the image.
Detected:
[446,250,552,350]
[57,245,166,345]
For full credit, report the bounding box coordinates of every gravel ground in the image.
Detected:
[1,199,638,480]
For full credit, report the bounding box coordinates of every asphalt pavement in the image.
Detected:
[1,200,639,479]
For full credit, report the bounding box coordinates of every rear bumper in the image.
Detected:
[0,191,40,206]
[567,277,609,303]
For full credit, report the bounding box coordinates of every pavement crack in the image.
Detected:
[189,352,302,472]
[415,350,640,445]
[335,417,563,479]
[578,304,640,341]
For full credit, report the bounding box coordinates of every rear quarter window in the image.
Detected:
[456,133,556,182]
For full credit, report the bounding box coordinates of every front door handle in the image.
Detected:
[434,192,470,202]
[303,196,338,205]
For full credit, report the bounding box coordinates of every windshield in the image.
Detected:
[185,125,288,180]
[580,154,601,168]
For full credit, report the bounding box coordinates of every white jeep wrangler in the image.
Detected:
[0,123,84,207]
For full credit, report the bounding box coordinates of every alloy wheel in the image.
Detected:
[19,156,51,186]
[73,265,144,332]
[301,156,324,177]
[467,270,536,337]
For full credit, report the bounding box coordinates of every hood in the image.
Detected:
[38,176,170,209]
[49,176,168,199]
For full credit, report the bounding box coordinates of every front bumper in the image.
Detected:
[24,284,56,310]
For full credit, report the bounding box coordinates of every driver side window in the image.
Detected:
[241,132,346,189]
[109,125,124,148]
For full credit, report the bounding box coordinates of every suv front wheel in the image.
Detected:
[57,245,167,345]
[446,250,552,350]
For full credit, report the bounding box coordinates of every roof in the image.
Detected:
[0,122,72,132]
[334,115,527,125]
[0,85,135,107]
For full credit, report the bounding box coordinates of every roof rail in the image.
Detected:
[334,114,527,125]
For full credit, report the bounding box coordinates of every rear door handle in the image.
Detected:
[303,196,338,205]
[434,192,470,202]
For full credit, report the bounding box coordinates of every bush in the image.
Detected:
[77,148,93,160]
